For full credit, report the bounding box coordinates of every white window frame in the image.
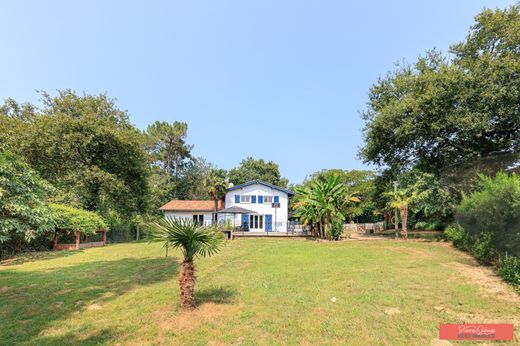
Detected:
[263,195,273,204]
[240,195,251,203]
[249,215,264,229]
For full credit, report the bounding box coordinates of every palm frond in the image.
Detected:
[147,217,224,261]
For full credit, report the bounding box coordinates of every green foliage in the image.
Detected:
[444,224,467,248]
[229,157,288,187]
[0,90,150,220]
[0,151,54,243]
[470,232,496,264]
[145,121,192,176]
[146,218,224,261]
[205,168,228,202]
[361,5,520,175]
[327,218,344,241]
[295,169,377,223]
[50,204,107,235]
[498,255,520,291]
[294,176,347,239]
[457,172,520,257]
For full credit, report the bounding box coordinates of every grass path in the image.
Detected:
[1,239,519,345]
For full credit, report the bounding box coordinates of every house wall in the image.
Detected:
[164,211,214,224]
[225,184,289,232]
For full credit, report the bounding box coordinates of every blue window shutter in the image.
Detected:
[235,195,240,203]
[274,196,279,203]
[258,195,263,204]
[242,214,249,230]
[251,195,256,203]
[265,215,272,231]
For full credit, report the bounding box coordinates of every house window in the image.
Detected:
[263,196,273,204]
[193,214,204,225]
[249,215,264,230]
[240,195,251,203]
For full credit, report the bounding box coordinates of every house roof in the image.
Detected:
[227,180,295,196]
[159,200,223,212]
[217,206,257,214]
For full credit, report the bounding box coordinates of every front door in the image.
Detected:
[265,215,272,232]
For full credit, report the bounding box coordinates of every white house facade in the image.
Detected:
[221,180,295,232]
[159,180,295,233]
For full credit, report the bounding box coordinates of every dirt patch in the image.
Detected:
[156,303,237,333]
[384,307,400,315]
[87,304,102,311]
[450,262,520,304]
[0,286,10,293]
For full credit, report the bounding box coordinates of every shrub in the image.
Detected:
[470,232,496,264]
[456,172,520,258]
[414,221,440,230]
[327,219,344,240]
[50,204,107,235]
[445,224,469,250]
[498,255,520,292]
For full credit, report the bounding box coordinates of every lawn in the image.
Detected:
[1,239,519,345]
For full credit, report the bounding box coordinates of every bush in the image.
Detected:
[457,172,520,257]
[445,224,469,250]
[498,255,520,292]
[50,204,107,235]
[470,232,496,264]
[327,219,344,240]
[414,221,440,230]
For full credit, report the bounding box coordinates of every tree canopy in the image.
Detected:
[0,151,54,243]
[361,5,520,175]
[229,157,288,187]
[0,90,150,219]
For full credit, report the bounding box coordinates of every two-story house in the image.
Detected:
[159,180,295,233]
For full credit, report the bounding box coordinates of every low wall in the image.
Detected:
[53,241,105,251]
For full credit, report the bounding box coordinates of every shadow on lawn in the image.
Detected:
[0,256,178,345]
[196,286,237,305]
[0,249,86,266]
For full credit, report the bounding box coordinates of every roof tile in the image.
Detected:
[159,200,223,211]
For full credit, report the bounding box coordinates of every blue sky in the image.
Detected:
[0,0,514,183]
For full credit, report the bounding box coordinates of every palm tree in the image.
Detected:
[147,218,224,310]
[384,188,416,240]
[205,168,228,224]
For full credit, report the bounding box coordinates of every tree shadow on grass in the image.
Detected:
[196,286,237,305]
[0,256,178,345]
[0,249,86,266]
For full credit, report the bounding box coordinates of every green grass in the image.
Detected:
[1,239,519,345]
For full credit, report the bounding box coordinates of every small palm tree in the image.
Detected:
[384,189,416,240]
[205,168,228,224]
[147,218,224,310]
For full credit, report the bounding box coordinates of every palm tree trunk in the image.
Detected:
[179,259,196,310]
[213,192,218,224]
[394,208,399,239]
[400,207,408,240]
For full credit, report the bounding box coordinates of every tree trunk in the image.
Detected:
[400,207,408,240]
[394,209,399,239]
[213,193,218,224]
[179,259,196,310]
